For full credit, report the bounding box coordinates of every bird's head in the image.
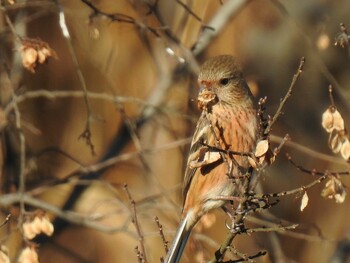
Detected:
[197,55,253,110]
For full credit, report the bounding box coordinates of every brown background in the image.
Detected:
[1,0,350,262]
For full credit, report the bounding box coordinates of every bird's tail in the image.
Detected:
[164,213,192,263]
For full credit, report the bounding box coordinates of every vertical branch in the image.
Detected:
[270,1,350,111]
[8,80,27,216]
[3,11,22,41]
[155,216,169,254]
[208,173,251,263]
[54,0,95,155]
[266,57,305,134]
[115,103,150,172]
[328,85,335,108]
[0,214,11,228]
[124,184,148,263]
[191,0,250,56]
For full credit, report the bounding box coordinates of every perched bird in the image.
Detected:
[164,55,258,263]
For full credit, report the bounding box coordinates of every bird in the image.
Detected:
[164,55,258,263]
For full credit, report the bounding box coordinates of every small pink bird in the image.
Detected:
[165,55,258,263]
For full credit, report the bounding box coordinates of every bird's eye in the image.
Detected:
[219,78,230,85]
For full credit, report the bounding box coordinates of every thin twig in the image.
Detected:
[124,184,148,263]
[3,11,22,41]
[225,249,267,263]
[266,57,305,134]
[0,214,11,228]
[115,103,150,172]
[155,216,169,253]
[245,223,298,234]
[286,153,349,177]
[191,0,251,56]
[8,75,27,218]
[135,246,145,263]
[261,175,327,198]
[257,96,269,139]
[80,0,160,37]
[209,171,252,262]
[270,0,350,111]
[26,138,188,197]
[54,0,95,155]
[258,155,330,199]
[328,85,336,108]
[4,90,158,115]
[246,216,331,243]
[175,0,213,30]
[0,192,136,235]
[270,135,345,165]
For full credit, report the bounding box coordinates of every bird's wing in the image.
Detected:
[182,111,222,202]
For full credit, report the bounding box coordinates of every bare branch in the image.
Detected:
[266,57,305,133]
[192,0,251,56]
[0,193,135,235]
[208,173,252,262]
[124,184,148,263]
[245,223,298,234]
[286,153,349,177]
[270,0,350,110]
[54,0,95,155]
[224,249,267,263]
[155,216,169,254]
[0,214,11,228]
[80,0,160,37]
[270,135,345,165]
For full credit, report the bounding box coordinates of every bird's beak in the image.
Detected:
[197,86,218,110]
[198,87,215,97]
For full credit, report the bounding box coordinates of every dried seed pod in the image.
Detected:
[322,108,345,133]
[255,139,269,158]
[40,216,54,236]
[23,221,38,240]
[332,110,345,131]
[250,139,275,167]
[37,50,46,64]
[22,217,41,240]
[21,47,38,73]
[300,192,309,211]
[19,39,57,73]
[341,139,350,161]
[18,247,39,263]
[321,176,347,203]
[329,132,343,153]
[22,215,54,239]
[31,217,43,234]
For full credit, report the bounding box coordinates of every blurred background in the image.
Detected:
[1,0,350,262]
